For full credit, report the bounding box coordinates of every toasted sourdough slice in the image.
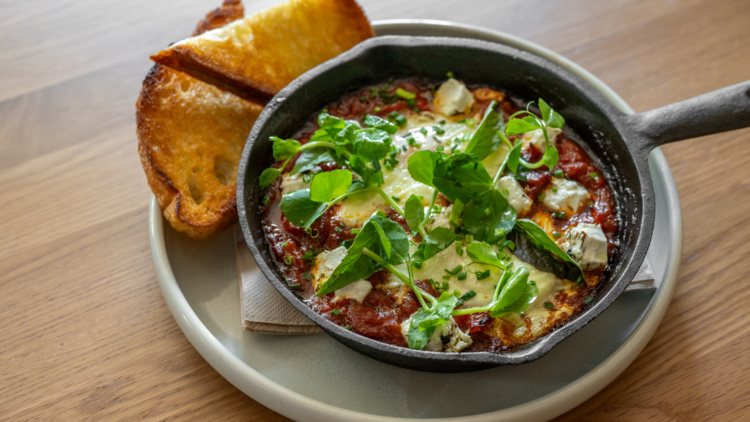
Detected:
[150,0,375,104]
[137,0,263,239]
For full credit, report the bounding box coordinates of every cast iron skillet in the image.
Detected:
[237,36,750,373]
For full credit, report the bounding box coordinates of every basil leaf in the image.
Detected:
[309,169,352,203]
[407,309,436,350]
[506,118,539,135]
[412,227,459,267]
[462,189,517,244]
[363,114,398,134]
[505,141,523,174]
[316,213,408,295]
[465,100,504,159]
[259,167,281,189]
[489,267,537,318]
[510,219,585,282]
[432,153,493,203]
[279,189,327,228]
[407,150,439,187]
[291,148,337,175]
[349,155,384,186]
[353,129,392,160]
[404,195,425,232]
[466,242,504,268]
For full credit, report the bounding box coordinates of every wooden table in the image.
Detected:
[2,0,749,420]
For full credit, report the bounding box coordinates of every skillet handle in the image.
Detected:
[626,80,750,150]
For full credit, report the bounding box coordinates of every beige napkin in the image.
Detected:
[235,226,656,334]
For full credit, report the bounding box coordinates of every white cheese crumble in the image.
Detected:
[434,78,475,116]
[558,223,608,271]
[311,246,347,289]
[426,204,453,231]
[541,178,590,214]
[497,175,532,216]
[334,280,373,303]
[521,127,562,152]
[400,316,472,353]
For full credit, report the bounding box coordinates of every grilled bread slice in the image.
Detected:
[150,0,374,104]
[137,0,263,239]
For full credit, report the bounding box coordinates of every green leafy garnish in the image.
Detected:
[464,100,504,159]
[412,227,459,268]
[404,195,425,232]
[509,219,585,282]
[462,189,517,244]
[363,114,399,134]
[309,169,352,203]
[504,98,565,172]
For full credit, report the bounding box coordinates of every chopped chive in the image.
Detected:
[553,231,561,239]
[331,308,341,316]
[538,193,546,201]
[374,106,381,113]
[552,211,568,219]
[589,201,595,207]
[476,269,491,280]
[303,272,312,281]
[396,88,416,100]
[433,126,445,135]
[291,283,302,290]
[439,120,446,125]
[584,296,595,304]
[359,96,366,102]
[457,271,467,280]
[544,302,555,310]
[343,325,351,330]
[334,227,342,233]
[446,71,454,78]
[420,127,428,135]
[282,241,289,249]
[554,170,564,178]
[590,172,598,179]
[391,196,401,202]
[262,197,270,205]
[350,228,360,235]
[552,187,558,193]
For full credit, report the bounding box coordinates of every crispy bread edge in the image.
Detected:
[136,65,239,239]
[151,0,375,105]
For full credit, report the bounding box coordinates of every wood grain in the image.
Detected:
[0,0,748,420]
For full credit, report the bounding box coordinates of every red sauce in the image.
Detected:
[260,78,619,352]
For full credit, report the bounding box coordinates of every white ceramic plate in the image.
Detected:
[149,20,682,421]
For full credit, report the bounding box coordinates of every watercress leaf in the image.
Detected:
[259,168,281,189]
[418,292,460,331]
[432,153,493,203]
[465,100,504,159]
[349,154,384,186]
[542,142,559,171]
[412,226,460,267]
[309,128,334,143]
[317,113,346,130]
[333,120,361,144]
[291,148,337,175]
[407,150,439,187]
[538,99,552,124]
[270,136,301,161]
[462,189,517,244]
[279,189,327,228]
[353,129,392,160]
[309,169,352,203]
[404,195,425,232]
[407,309,436,350]
[466,242,504,268]
[510,219,585,282]
[369,213,410,265]
[505,140,524,174]
[505,117,540,135]
[363,114,398,134]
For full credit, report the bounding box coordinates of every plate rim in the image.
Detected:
[149,19,683,422]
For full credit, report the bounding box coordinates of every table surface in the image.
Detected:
[2,0,749,420]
